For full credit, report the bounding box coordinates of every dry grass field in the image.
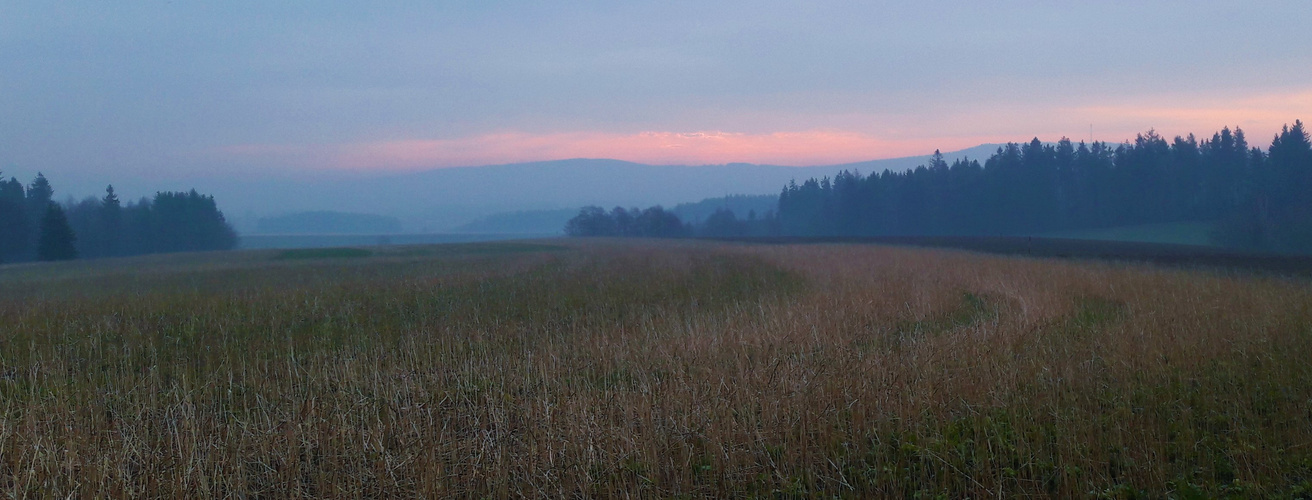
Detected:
[1,239,1311,497]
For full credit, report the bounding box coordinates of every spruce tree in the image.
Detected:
[37,204,78,261]
[0,201,22,263]
[25,173,53,219]
[0,175,30,262]
[24,173,55,259]
[100,185,122,257]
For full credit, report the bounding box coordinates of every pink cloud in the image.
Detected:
[223,130,1008,171]
[217,89,1312,171]
[1065,90,1312,143]
[342,131,963,168]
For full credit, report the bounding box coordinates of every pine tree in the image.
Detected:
[23,173,55,259]
[37,204,78,261]
[25,173,53,217]
[149,190,238,253]
[0,175,30,262]
[100,185,122,257]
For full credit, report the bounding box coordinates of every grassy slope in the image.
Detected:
[1,240,1311,497]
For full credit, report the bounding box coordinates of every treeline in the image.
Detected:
[564,206,688,238]
[778,121,1312,252]
[567,121,1312,253]
[565,205,779,238]
[0,173,237,263]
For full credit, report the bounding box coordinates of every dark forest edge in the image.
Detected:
[567,121,1312,254]
[0,173,236,263]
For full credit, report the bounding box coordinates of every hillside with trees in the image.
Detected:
[569,122,1312,255]
[0,173,237,263]
[776,122,1312,253]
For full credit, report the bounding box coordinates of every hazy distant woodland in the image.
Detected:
[570,122,1312,254]
[0,174,236,263]
[5,120,1310,264]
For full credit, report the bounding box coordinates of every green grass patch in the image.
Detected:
[893,292,1000,342]
[1070,296,1128,328]
[1040,221,1218,246]
[274,247,374,260]
[386,241,567,257]
[423,251,805,333]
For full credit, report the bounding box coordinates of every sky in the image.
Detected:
[3,1,1312,187]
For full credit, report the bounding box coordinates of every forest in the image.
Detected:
[777,122,1312,252]
[568,121,1312,253]
[0,173,237,263]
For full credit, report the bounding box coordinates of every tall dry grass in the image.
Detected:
[1,240,1310,497]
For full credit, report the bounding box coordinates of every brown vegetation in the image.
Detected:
[1,240,1310,497]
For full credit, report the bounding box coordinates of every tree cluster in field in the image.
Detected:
[564,205,781,238]
[564,206,688,238]
[776,121,1311,252]
[0,173,237,263]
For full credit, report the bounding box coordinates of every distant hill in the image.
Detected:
[61,145,999,233]
[256,211,403,235]
[454,209,578,235]
[338,146,996,230]
[825,144,1005,173]
[670,194,779,224]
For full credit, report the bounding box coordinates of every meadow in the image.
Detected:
[1,239,1310,497]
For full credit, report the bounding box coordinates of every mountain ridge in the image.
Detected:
[22,145,1009,233]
